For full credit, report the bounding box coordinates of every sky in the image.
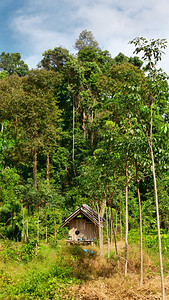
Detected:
[1,0,169,73]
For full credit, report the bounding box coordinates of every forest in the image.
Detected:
[0,31,169,299]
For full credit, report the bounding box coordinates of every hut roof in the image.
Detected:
[60,204,104,228]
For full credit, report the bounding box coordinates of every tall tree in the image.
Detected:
[128,37,169,299]
[75,30,99,51]
[21,69,63,187]
[0,52,29,76]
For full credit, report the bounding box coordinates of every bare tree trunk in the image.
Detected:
[15,116,18,148]
[111,208,119,258]
[33,150,37,188]
[115,210,118,235]
[120,210,123,241]
[1,120,3,134]
[109,207,111,254]
[107,185,119,258]
[82,110,87,139]
[72,99,75,161]
[35,207,39,256]
[97,203,103,256]
[45,207,48,243]
[46,154,50,183]
[135,161,143,286]
[21,204,25,243]
[91,110,94,147]
[37,208,39,243]
[33,147,38,254]
[26,206,29,242]
[54,208,56,240]
[151,147,165,298]
[100,198,106,218]
[46,156,49,243]
[106,207,110,258]
[125,158,129,277]
[111,217,113,247]
[149,103,165,299]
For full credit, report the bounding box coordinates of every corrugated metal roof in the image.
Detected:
[60,204,104,228]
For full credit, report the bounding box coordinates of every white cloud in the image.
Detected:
[24,55,40,69]
[9,0,169,73]
[11,12,75,67]
[12,14,70,51]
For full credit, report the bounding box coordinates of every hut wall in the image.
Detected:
[69,218,98,241]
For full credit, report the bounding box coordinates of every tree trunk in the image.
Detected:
[107,185,119,259]
[21,204,25,243]
[46,154,50,182]
[149,103,165,299]
[111,217,113,247]
[100,198,106,218]
[91,110,94,147]
[135,161,143,286]
[26,206,29,242]
[115,210,118,235]
[97,203,103,256]
[45,207,48,243]
[125,158,129,277]
[72,99,75,161]
[1,120,3,134]
[15,116,18,149]
[54,208,56,240]
[120,210,123,241]
[109,207,111,253]
[35,207,39,256]
[82,110,87,139]
[151,146,165,298]
[37,208,39,243]
[106,207,110,258]
[33,150,37,188]
[111,208,119,258]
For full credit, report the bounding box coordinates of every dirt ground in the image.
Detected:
[70,241,169,300]
[72,273,169,299]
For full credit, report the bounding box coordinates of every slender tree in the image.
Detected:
[128,37,168,299]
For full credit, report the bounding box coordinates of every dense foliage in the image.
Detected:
[0,31,168,246]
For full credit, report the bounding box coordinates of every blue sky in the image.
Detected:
[1,0,169,73]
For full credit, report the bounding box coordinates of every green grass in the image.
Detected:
[0,240,99,299]
[0,241,82,299]
[128,229,169,274]
[1,234,169,299]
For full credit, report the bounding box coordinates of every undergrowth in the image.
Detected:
[0,240,99,299]
[0,236,169,299]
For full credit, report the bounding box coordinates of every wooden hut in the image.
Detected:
[60,204,104,244]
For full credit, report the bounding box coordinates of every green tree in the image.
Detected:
[114,52,143,68]
[21,69,63,187]
[0,167,22,240]
[0,52,29,76]
[127,37,169,299]
[0,75,26,171]
[75,30,99,51]
[40,47,70,72]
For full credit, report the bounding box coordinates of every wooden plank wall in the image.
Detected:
[69,218,98,241]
